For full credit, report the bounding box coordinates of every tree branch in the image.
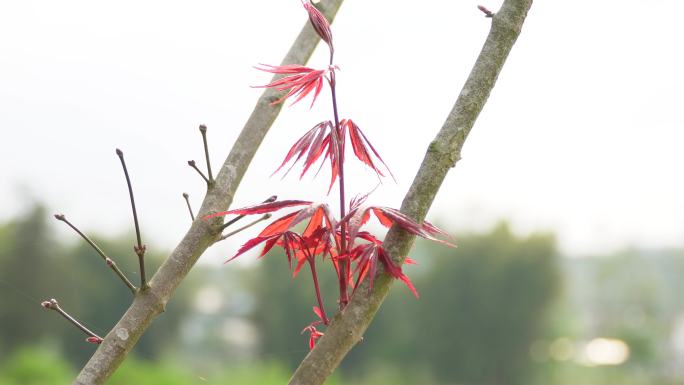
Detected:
[54,214,137,294]
[73,1,346,383]
[287,1,534,384]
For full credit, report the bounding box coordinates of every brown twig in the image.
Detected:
[54,214,137,294]
[199,125,214,184]
[187,160,210,184]
[182,193,195,221]
[42,299,103,344]
[116,149,147,288]
[218,214,271,242]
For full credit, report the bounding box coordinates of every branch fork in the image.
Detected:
[188,124,216,187]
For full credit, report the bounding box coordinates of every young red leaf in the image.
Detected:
[350,244,378,294]
[205,199,312,220]
[253,64,331,108]
[272,121,339,185]
[272,123,324,177]
[301,125,334,178]
[377,246,419,298]
[345,119,395,181]
[313,306,325,321]
[302,1,334,57]
[370,206,455,247]
[348,185,378,212]
[301,323,324,350]
[370,207,395,228]
[345,207,372,249]
[355,231,382,245]
[349,243,417,297]
[225,234,280,262]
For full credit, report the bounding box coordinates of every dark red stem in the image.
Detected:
[329,71,349,308]
[308,259,329,325]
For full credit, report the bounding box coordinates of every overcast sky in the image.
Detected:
[1,0,682,261]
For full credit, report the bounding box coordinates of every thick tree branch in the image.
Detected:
[288,1,534,384]
[73,1,345,383]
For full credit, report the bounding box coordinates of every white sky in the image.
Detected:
[1,0,682,260]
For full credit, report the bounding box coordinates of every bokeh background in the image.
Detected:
[1,0,683,384]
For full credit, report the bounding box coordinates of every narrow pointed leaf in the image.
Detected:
[206,200,312,219]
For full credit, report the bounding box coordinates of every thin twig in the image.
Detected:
[54,214,137,294]
[218,214,271,242]
[199,125,214,183]
[42,299,103,344]
[187,160,210,184]
[182,193,195,221]
[116,149,147,288]
[218,195,277,231]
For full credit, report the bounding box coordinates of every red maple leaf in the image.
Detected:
[341,205,455,249]
[272,120,343,193]
[349,243,419,298]
[301,322,324,350]
[205,199,312,220]
[253,64,336,108]
[208,200,338,265]
[344,119,395,181]
[273,118,394,192]
[339,206,454,297]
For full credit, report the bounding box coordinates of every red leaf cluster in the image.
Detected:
[273,118,393,191]
[214,0,456,350]
[208,199,453,303]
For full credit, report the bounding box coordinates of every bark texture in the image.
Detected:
[73,2,345,384]
[288,1,534,384]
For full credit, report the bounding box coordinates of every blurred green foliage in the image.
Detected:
[0,204,192,366]
[251,222,561,385]
[2,204,684,384]
[0,347,74,385]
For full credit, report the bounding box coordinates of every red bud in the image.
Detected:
[86,336,103,344]
[302,1,334,57]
